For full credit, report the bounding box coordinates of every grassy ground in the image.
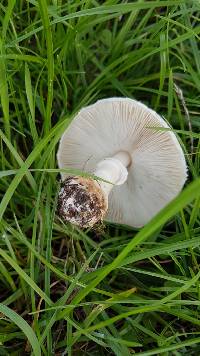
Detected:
[0,0,200,355]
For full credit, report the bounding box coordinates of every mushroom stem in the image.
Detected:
[94,151,131,197]
[57,151,131,228]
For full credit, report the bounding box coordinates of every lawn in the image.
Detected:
[0,1,200,355]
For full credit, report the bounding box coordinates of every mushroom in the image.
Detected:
[57,97,187,228]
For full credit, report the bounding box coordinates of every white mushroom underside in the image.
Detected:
[57,98,187,228]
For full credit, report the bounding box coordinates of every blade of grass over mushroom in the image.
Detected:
[146,126,200,139]
[0,168,115,185]
[0,304,41,356]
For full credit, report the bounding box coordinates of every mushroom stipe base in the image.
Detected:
[57,176,107,228]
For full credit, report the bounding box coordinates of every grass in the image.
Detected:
[0,0,200,355]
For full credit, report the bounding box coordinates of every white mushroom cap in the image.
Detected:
[57,97,187,228]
